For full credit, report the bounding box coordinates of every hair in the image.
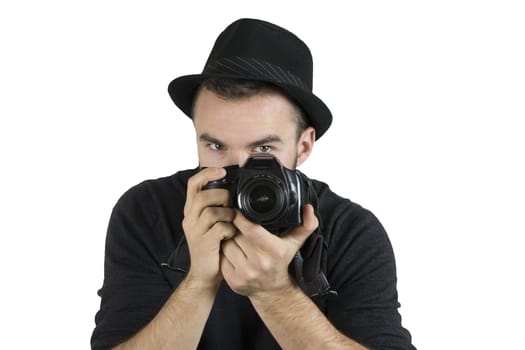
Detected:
[193,78,309,140]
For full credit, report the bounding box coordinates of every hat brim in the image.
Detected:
[168,74,332,140]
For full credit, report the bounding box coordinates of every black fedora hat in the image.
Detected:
[167,18,332,140]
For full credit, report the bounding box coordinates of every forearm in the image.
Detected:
[249,284,367,350]
[113,277,219,350]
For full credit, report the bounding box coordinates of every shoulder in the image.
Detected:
[311,179,397,288]
[311,179,381,232]
[105,168,200,258]
[311,178,393,259]
[114,167,199,211]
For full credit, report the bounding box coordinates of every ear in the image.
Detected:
[296,126,316,167]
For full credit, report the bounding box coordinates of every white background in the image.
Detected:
[1,1,524,349]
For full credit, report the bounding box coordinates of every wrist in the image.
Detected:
[249,281,303,307]
[183,273,222,294]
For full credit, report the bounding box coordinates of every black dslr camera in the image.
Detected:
[202,155,312,234]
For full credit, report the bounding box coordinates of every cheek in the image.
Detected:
[197,146,243,168]
[197,146,220,168]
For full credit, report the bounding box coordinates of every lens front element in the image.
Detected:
[238,176,286,225]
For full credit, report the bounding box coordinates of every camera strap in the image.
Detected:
[289,179,337,299]
[163,234,336,299]
[161,237,191,273]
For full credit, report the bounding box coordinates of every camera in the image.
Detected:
[202,155,312,234]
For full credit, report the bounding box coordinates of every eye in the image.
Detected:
[254,145,272,153]
[208,143,224,151]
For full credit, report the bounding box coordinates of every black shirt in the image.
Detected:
[91,168,415,349]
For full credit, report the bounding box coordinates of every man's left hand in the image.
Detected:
[220,204,318,297]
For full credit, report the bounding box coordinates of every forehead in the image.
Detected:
[192,88,298,141]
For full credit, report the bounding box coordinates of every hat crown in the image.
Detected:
[203,18,313,91]
[167,18,332,140]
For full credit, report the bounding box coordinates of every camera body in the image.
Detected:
[202,155,311,234]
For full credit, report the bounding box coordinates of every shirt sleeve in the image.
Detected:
[324,202,416,350]
[91,182,173,350]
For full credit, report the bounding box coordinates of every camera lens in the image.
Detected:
[238,177,286,224]
[249,184,277,214]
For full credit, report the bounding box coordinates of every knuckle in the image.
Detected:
[309,217,319,231]
[211,221,235,239]
[188,169,212,190]
[187,175,199,189]
[182,216,192,231]
[271,246,288,263]
[201,206,217,222]
[244,268,258,283]
[211,221,227,232]
[257,257,272,274]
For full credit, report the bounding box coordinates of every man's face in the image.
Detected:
[192,87,315,169]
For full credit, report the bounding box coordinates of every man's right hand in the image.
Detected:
[182,167,237,289]
[113,167,237,350]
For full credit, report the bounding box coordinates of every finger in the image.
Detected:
[184,167,226,216]
[201,188,231,206]
[184,190,231,229]
[188,206,235,241]
[209,221,238,241]
[221,238,248,268]
[220,250,235,279]
[201,206,236,228]
[232,211,279,254]
[232,210,270,241]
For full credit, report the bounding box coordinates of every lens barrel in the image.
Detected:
[237,175,287,224]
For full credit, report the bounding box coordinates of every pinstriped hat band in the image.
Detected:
[205,56,310,91]
[168,18,332,140]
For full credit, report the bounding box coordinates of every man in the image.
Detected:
[91,18,415,349]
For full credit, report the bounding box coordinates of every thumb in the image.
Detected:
[284,204,319,249]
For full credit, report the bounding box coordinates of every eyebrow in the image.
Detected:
[199,133,223,145]
[248,135,283,148]
[198,133,283,148]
